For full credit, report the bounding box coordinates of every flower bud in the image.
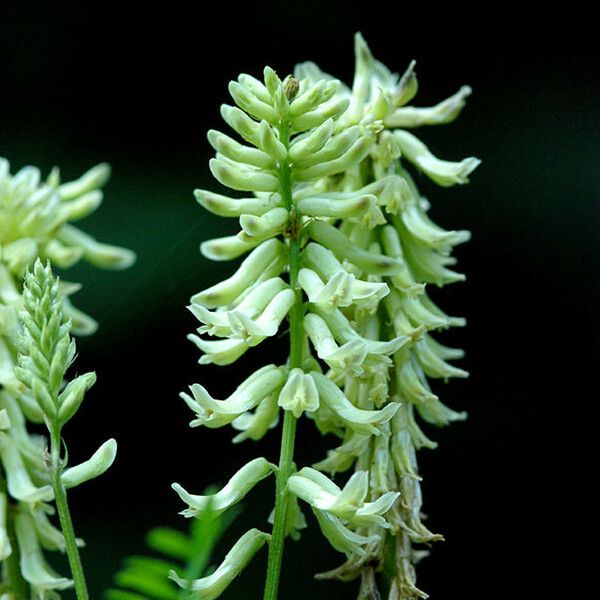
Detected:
[57,371,97,425]
[209,158,279,193]
[291,96,350,133]
[207,129,274,169]
[61,439,117,489]
[298,194,385,228]
[58,163,110,200]
[201,234,260,261]
[58,187,102,221]
[58,225,135,270]
[192,239,286,308]
[289,79,325,116]
[263,66,282,97]
[238,73,271,104]
[294,137,373,181]
[228,81,278,123]
[239,207,288,240]
[194,188,282,218]
[307,221,404,276]
[288,118,334,162]
[256,120,287,161]
[220,104,261,146]
[295,126,361,169]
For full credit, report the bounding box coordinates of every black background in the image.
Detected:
[1,1,598,598]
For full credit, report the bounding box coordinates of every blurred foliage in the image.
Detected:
[106,497,239,600]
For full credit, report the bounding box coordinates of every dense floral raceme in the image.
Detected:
[175,34,479,599]
[0,162,133,598]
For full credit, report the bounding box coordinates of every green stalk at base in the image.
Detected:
[50,429,89,600]
[263,410,297,600]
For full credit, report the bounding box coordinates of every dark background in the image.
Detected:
[1,1,598,598]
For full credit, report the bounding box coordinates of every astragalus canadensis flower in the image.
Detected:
[174,33,478,600]
[0,161,133,598]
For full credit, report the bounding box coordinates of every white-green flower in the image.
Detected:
[181,365,285,428]
[289,467,399,529]
[172,457,276,518]
[277,368,320,418]
[169,528,270,599]
[14,511,73,593]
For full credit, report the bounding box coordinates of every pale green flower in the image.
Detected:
[288,467,399,528]
[181,365,285,428]
[169,529,270,599]
[61,439,117,489]
[277,368,320,418]
[312,509,379,558]
[309,372,399,436]
[0,160,134,333]
[15,511,74,594]
[172,457,276,518]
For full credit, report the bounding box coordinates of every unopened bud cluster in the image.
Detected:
[0,160,133,596]
[1,261,117,595]
[175,33,478,599]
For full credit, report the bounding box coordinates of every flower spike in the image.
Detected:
[179,35,477,599]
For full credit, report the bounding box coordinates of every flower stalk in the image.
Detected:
[263,94,305,599]
[49,425,89,600]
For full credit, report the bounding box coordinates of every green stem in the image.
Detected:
[49,428,89,600]
[263,117,302,600]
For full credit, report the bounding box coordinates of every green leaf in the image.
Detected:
[146,528,194,562]
[106,493,241,600]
